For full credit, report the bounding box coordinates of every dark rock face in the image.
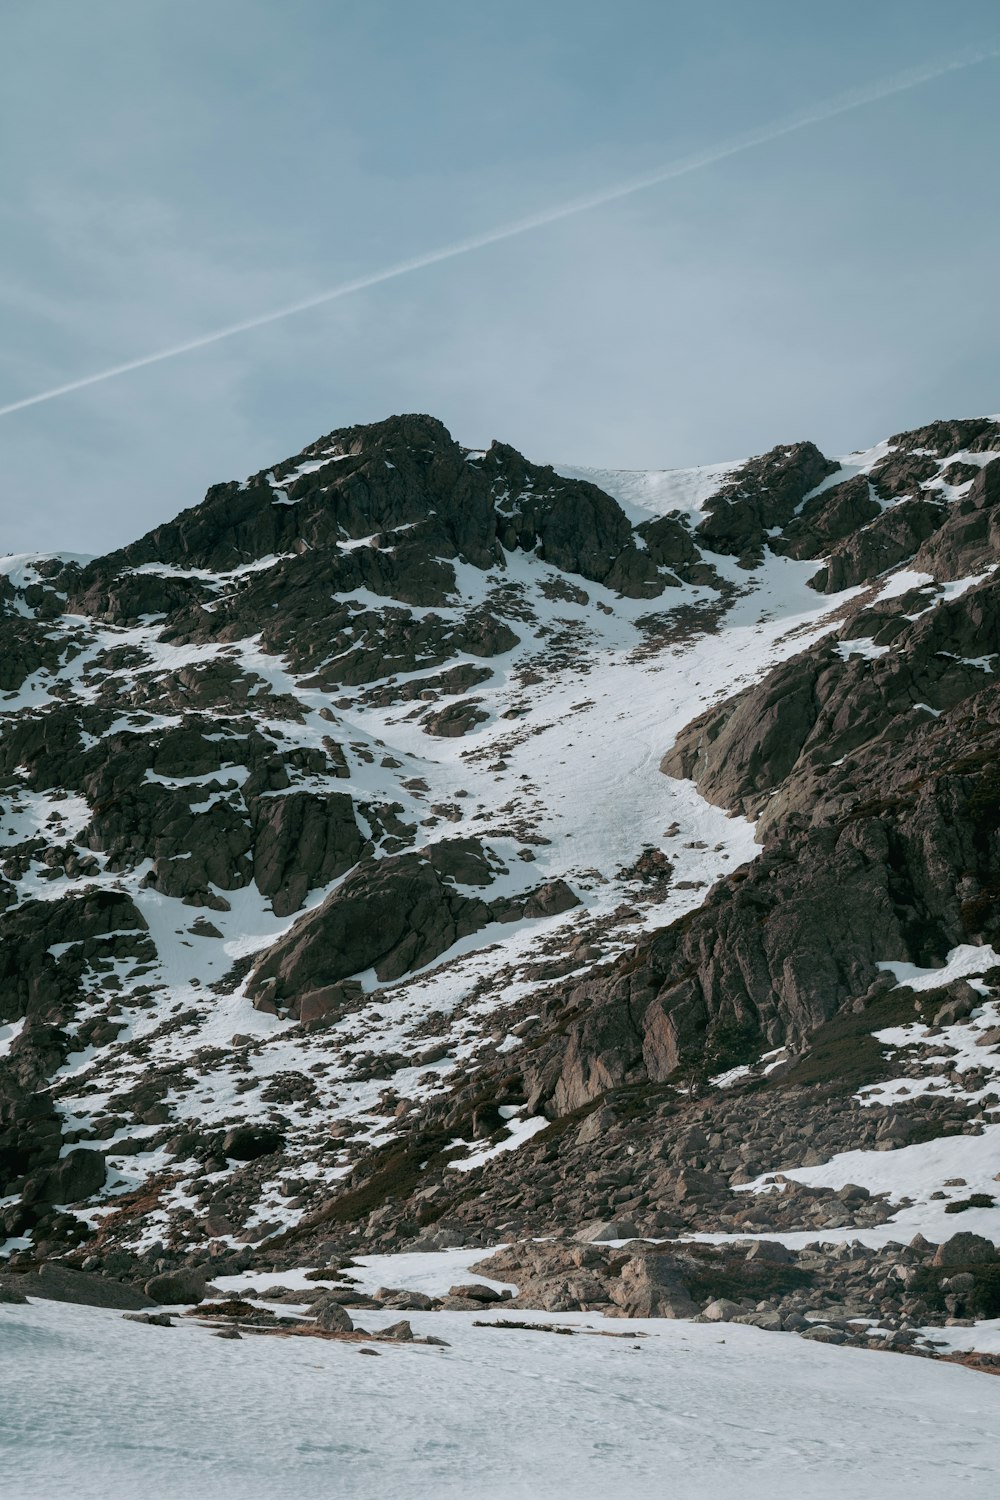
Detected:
[662,574,1000,830]
[695,442,839,562]
[249,839,500,1002]
[222,1125,285,1161]
[62,415,668,634]
[634,515,701,578]
[869,451,940,500]
[772,475,881,561]
[72,415,502,585]
[881,416,1000,458]
[145,1267,208,1304]
[0,614,61,693]
[808,498,945,592]
[250,791,364,917]
[28,1148,106,1206]
[480,442,663,597]
[911,457,1000,581]
[0,890,150,1025]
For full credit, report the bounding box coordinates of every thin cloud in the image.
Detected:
[1,37,997,421]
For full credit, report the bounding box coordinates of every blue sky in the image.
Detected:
[1,0,998,554]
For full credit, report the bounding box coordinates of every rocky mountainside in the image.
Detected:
[4,409,1000,1345]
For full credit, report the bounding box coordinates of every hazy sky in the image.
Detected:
[2,0,999,556]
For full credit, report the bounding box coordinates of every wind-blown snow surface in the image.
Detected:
[3,1296,999,1500]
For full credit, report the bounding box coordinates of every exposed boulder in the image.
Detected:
[605,1260,701,1320]
[932,1233,999,1267]
[6,1264,156,1311]
[145,1267,208,1305]
[222,1126,285,1161]
[248,838,499,1001]
[313,1298,354,1332]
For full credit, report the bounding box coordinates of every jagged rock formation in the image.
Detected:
[2,407,1000,1335]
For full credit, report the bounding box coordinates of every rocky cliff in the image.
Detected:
[2,410,1000,1338]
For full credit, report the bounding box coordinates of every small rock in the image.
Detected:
[732,1309,783,1332]
[314,1301,354,1333]
[576,1218,639,1243]
[378,1319,414,1341]
[447,1283,503,1303]
[701,1298,740,1323]
[374,1288,435,1311]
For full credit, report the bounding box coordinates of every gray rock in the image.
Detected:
[932,1233,999,1267]
[313,1300,354,1332]
[378,1319,414,1341]
[374,1288,435,1311]
[799,1325,847,1344]
[447,1283,503,1303]
[576,1218,639,1243]
[732,1309,783,1331]
[20,1264,155,1311]
[701,1298,741,1322]
[144,1268,208,1305]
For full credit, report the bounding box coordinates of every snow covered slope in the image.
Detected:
[3,1292,999,1500]
[2,410,1000,1354]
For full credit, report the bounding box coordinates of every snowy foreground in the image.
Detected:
[3,1255,1000,1500]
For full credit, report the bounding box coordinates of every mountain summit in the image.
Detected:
[3,411,1000,1341]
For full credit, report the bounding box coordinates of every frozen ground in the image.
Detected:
[2,1292,999,1500]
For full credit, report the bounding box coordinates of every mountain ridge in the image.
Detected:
[3,408,1000,1343]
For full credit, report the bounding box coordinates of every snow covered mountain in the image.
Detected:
[3,409,1000,1353]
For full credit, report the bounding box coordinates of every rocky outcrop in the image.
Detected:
[695,442,838,563]
[479,442,663,597]
[0,889,151,1025]
[61,416,673,638]
[249,841,582,1008]
[248,838,501,1002]
[807,498,945,592]
[250,790,364,916]
[662,573,1000,829]
[910,456,1000,581]
[515,574,1000,1116]
[770,474,881,561]
[0,614,62,693]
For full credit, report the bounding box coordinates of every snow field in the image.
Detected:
[2,1294,999,1500]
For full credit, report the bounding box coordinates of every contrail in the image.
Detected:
[2,39,998,420]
